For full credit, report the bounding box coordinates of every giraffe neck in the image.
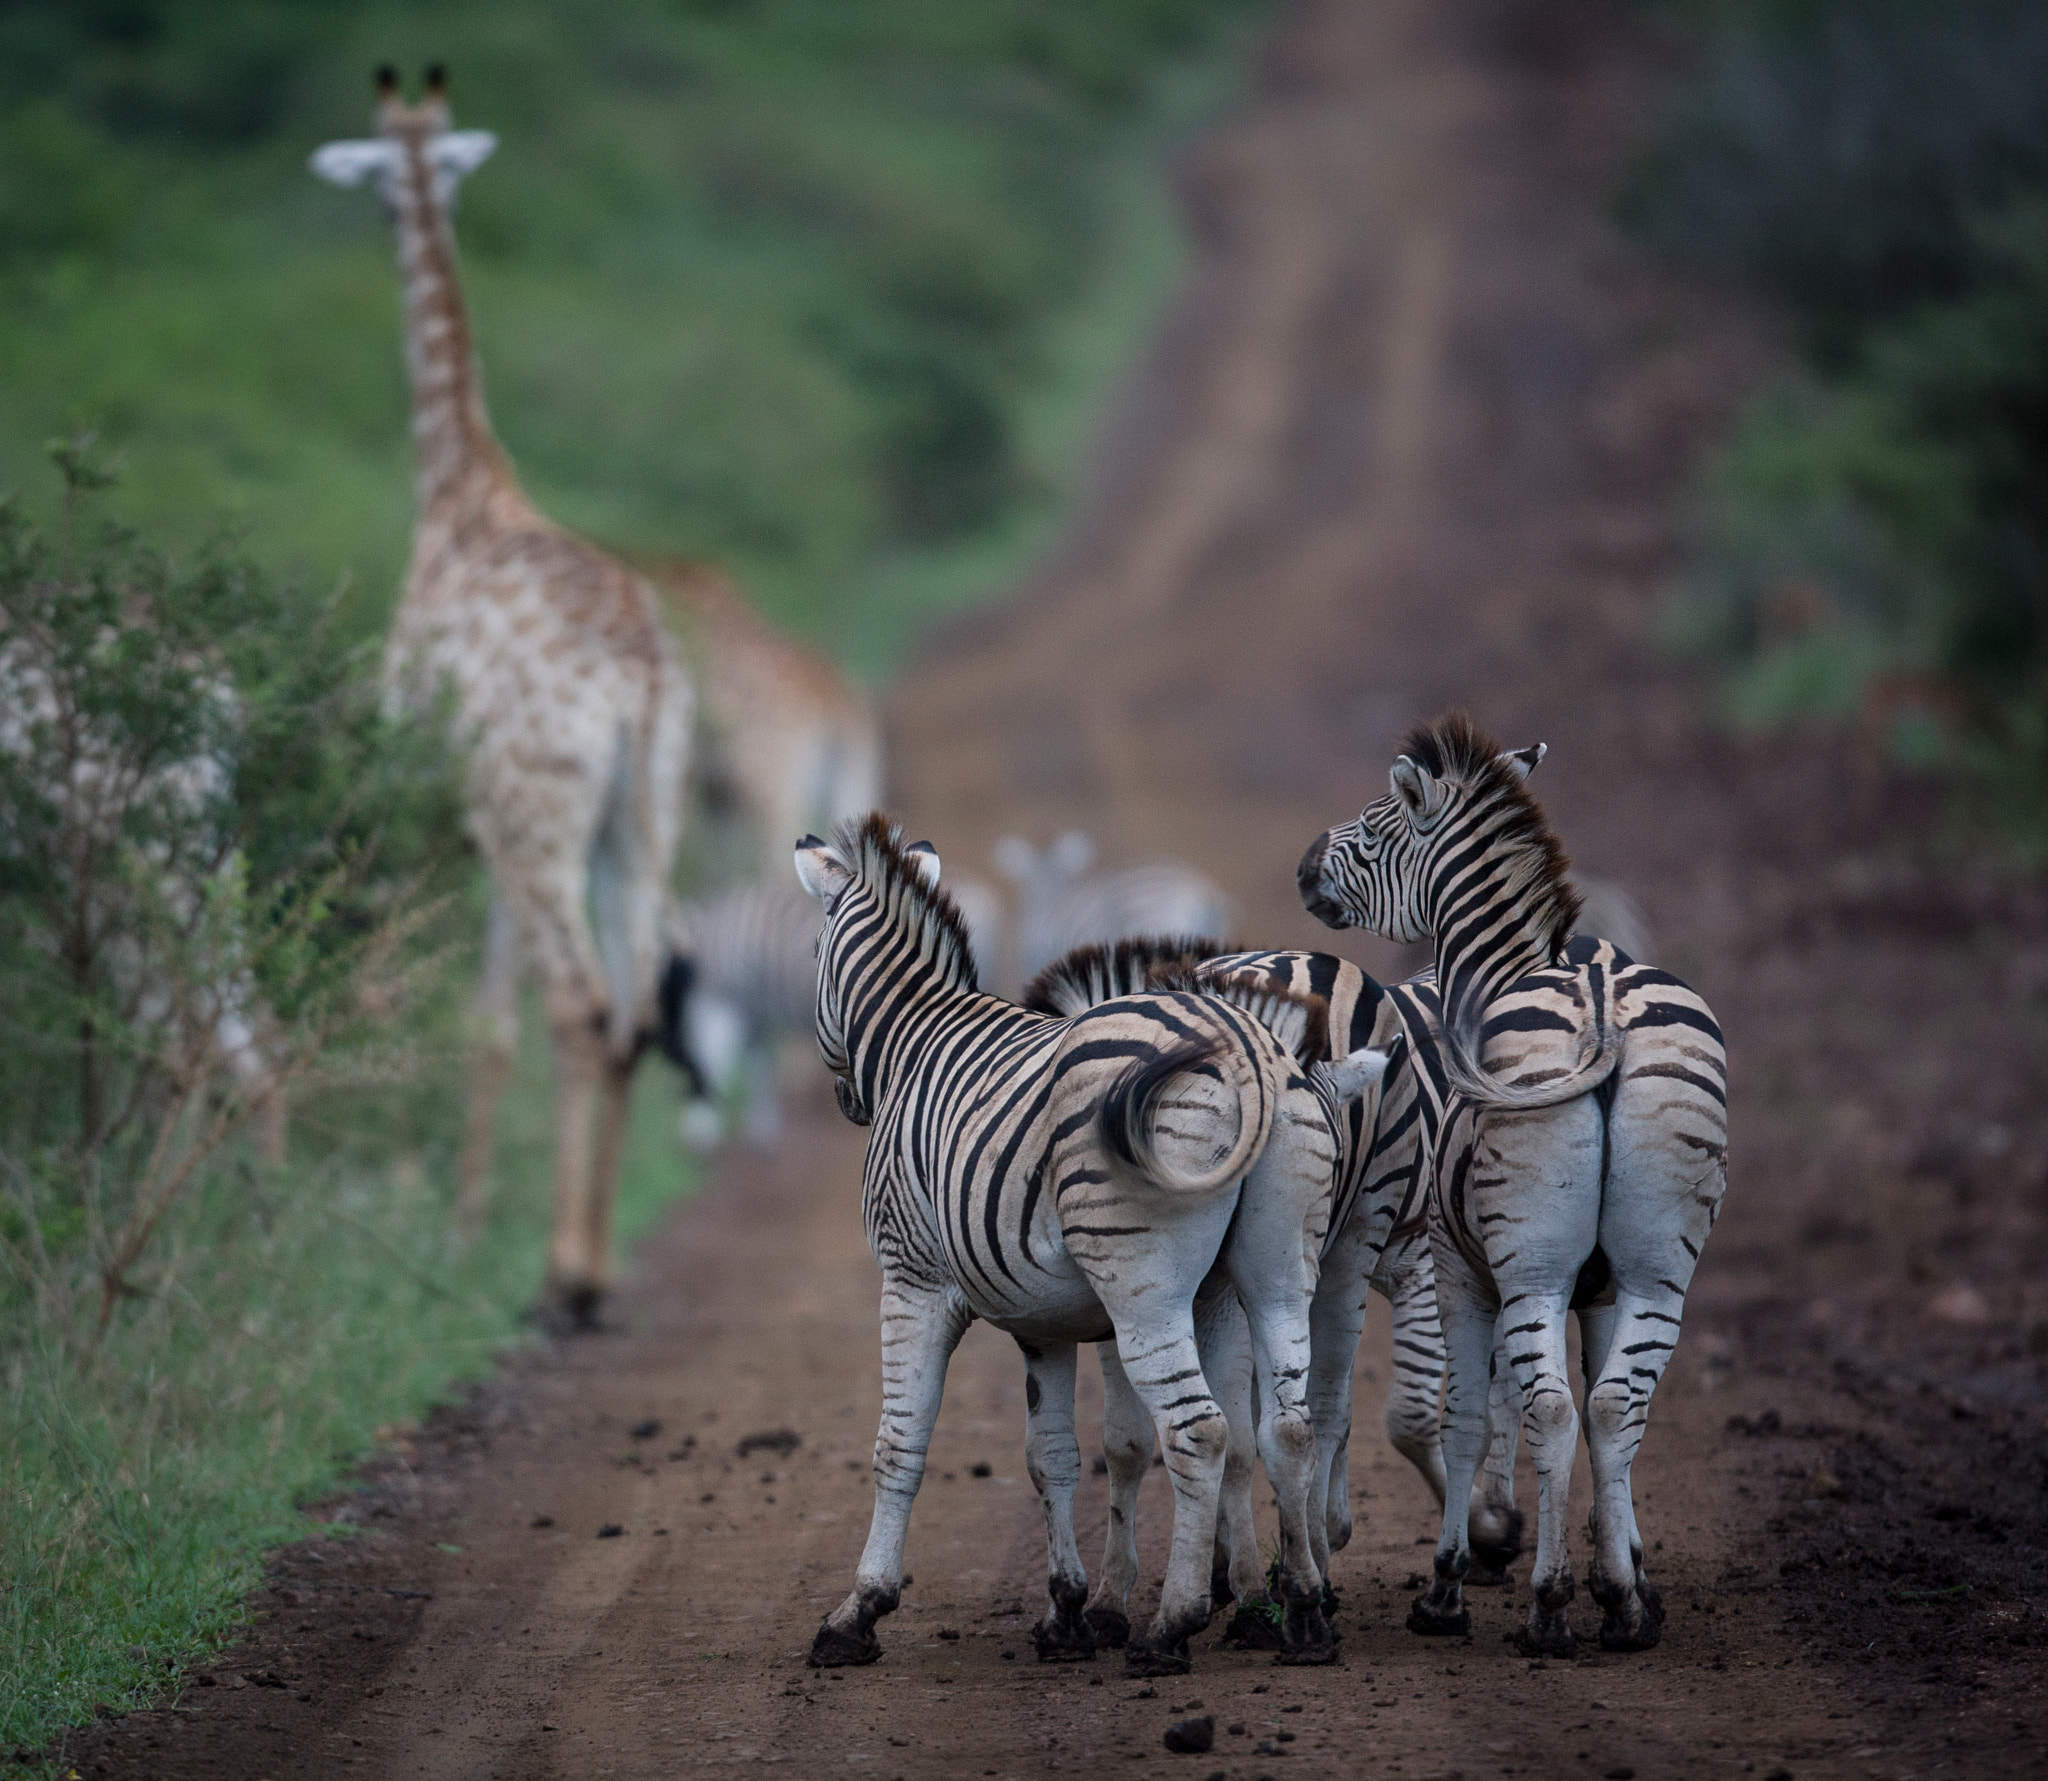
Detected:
[388,140,521,525]
[1426,804,1567,1036]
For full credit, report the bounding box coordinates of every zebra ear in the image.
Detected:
[906,840,943,889]
[990,834,1035,881]
[1503,742,1547,780]
[793,834,852,902]
[1389,755,1450,824]
[1050,831,1095,876]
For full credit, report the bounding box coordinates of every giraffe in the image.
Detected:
[312,66,694,1326]
[642,559,882,883]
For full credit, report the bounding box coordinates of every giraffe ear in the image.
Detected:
[310,138,401,187]
[428,129,497,179]
[1502,742,1547,780]
[793,834,852,902]
[905,841,943,888]
[1390,755,1450,825]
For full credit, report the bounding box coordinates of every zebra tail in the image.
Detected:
[1438,1006,1621,1111]
[1100,1034,1272,1193]
[1317,1045,1391,1107]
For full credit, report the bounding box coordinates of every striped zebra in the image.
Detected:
[793,816,1386,1675]
[656,876,1002,1149]
[1025,941,1524,1635]
[1298,713,1728,1656]
[992,831,1235,988]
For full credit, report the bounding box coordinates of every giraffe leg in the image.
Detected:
[1084,1341,1151,1649]
[1019,1340,1095,1661]
[544,1008,608,1327]
[458,892,520,1233]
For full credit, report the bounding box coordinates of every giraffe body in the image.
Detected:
[315,71,693,1318]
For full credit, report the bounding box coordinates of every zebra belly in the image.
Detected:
[957,1256,1110,1343]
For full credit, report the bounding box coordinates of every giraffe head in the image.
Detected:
[310,65,496,220]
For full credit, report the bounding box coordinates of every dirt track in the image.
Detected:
[72,2,2048,1777]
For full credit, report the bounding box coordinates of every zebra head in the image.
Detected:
[1297,718,1548,943]
[794,819,958,1127]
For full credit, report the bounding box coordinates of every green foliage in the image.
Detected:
[0,0,1263,674]
[1632,1,2048,840]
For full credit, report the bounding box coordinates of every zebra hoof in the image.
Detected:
[1464,1557,1512,1588]
[1638,1576,1666,1628]
[1274,1640,1342,1667]
[1469,1510,1525,1577]
[808,1622,882,1667]
[1083,1605,1130,1649]
[1319,1580,1341,1616]
[1210,1565,1236,1611]
[1031,1615,1097,1663]
[1218,1596,1288,1650]
[1405,1597,1471,1638]
[1512,1615,1577,1660]
[1123,1639,1192,1678]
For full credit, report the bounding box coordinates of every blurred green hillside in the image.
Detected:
[0,0,1263,677]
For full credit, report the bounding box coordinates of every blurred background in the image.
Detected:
[5,0,2046,1761]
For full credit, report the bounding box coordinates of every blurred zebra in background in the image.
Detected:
[992,830,1235,989]
[658,874,1002,1149]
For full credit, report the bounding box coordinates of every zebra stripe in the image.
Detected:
[799,817,1376,1676]
[1299,712,1728,1657]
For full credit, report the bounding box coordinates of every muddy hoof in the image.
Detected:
[808,1622,882,1667]
[1638,1577,1666,1628]
[1218,1597,1288,1651]
[1123,1640,1192,1678]
[1210,1565,1236,1611]
[1599,1608,1662,1652]
[1274,1640,1342,1667]
[1512,1617,1577,1659]
[1406,1597,1471,1637]
[553,1282,604,1332]
[1031,1616,1097,1663]
[1319,1580,1340,1616]
[1083,1605,1130,1649]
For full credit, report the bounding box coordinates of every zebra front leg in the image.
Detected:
[1410,1254,1491,1636]
[1465,1354,1524,1585]
[1084,1342,1153,1649]
[1019,1340,1094,1661]
[1111,1314,1232,1677]
[812,1282,971,1667]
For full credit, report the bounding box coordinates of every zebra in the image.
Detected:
[991,830,1235,988]
[793,816,1387,1675]
[1297,713,1728,1655]
[1024,939,1525,1638]
[656,876,1002,1149]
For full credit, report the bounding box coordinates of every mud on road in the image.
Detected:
[69,1,2048,1777]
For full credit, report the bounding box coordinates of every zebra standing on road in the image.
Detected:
[1025,939,1525,1633]
[1298,713,1728,1656]
[794,816,1385,1675]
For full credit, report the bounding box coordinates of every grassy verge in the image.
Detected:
[0,1010,690,1759]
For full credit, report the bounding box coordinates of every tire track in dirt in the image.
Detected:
[73,1,2048,1777]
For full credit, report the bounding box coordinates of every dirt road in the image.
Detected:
[75,2,2048,1777]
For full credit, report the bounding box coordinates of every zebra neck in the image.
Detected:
[1428,848,1562,1038]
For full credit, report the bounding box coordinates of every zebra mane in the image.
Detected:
[1021,936,1229,1018]
[1022,937,1330,1066]
[1402,711,1582,958]
[832,811,981,992]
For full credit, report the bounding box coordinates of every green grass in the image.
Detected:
[0,1003,690,1759]
[0,0,1264,671]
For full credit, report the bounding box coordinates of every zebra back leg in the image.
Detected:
[1201,1293,1287,1649]
[1411,1245,1492,1637]
[1483,1097,1605,1658]
[1084,1342,1152,1649]
[1226,1085,1342,1665]
[1465,1357,1524,1585]
[1019,1339,1094,1660]
[1581,1095,1727,1651]
[1311,1207,1384,1590]
[1378,1231,1449,1507]
[811,1281,971,1667]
